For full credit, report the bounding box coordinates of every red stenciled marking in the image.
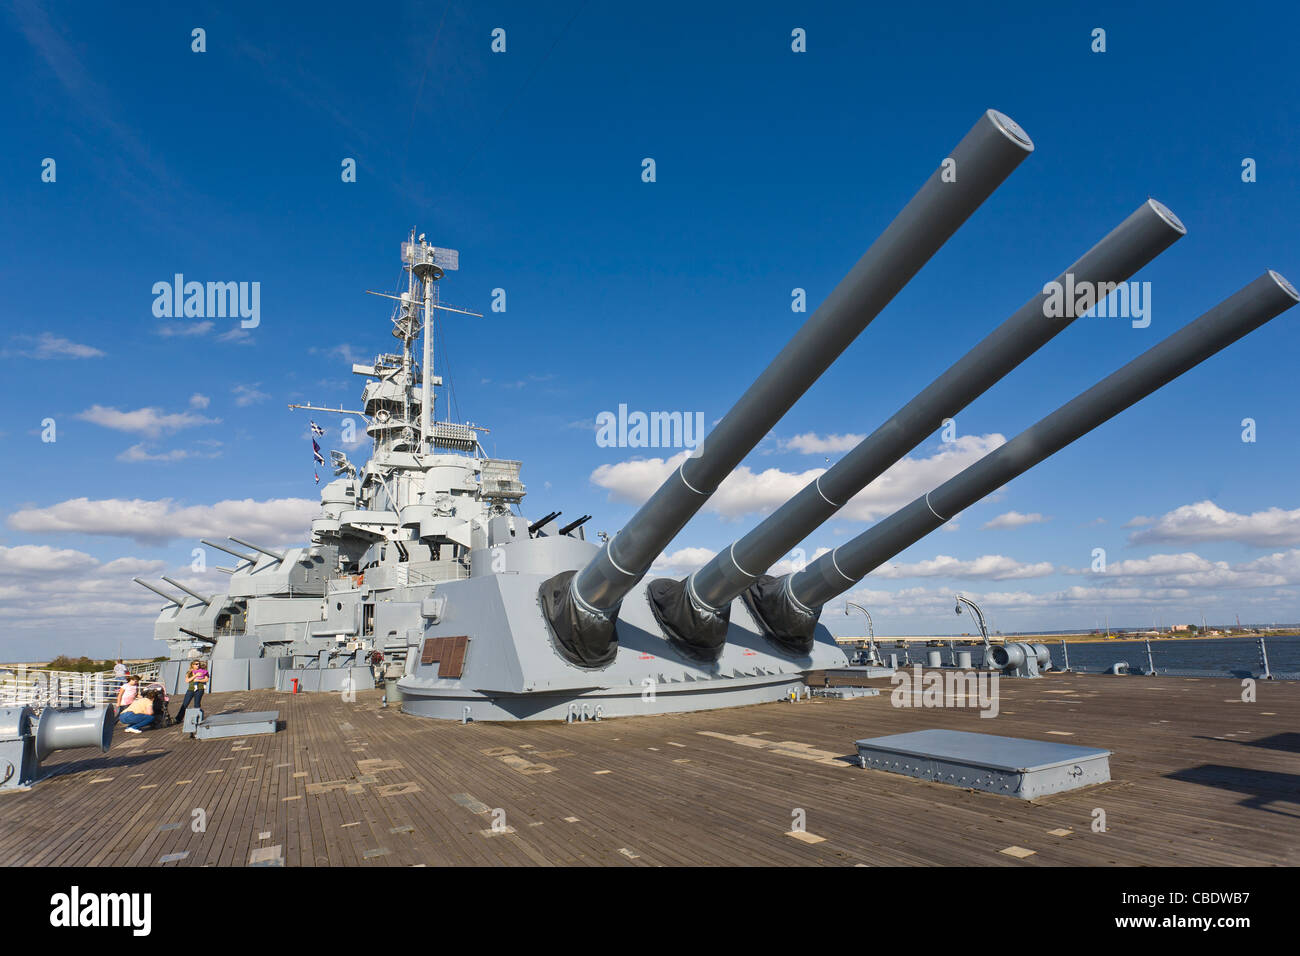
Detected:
[638,654,655,660]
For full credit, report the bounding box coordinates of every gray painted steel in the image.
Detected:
[790,271,1300,608]
[275,666,373,694]
[825,665,896,679]
[855,729,1111,799]
[990,642,1052,677]
[0,705,114,792]
[397,567,846,720]
[193,710,280,740]
[567,109,1035,617]
[688,199,1186,611]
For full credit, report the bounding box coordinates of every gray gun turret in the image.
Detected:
[540,108,1036,666]
[649,198,1187,659]
[745,271,1299,652]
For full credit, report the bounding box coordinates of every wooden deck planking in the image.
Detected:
[2,672,1296,867]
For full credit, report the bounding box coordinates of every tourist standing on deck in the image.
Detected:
[175,660,209,721]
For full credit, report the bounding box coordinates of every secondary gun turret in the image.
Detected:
[540,109,1036,666]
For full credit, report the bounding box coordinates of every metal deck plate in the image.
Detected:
[854,729,1111,799]
[194,710,280,740]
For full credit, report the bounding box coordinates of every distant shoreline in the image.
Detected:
[842,632,1299,645]
[1004,632,1298,645]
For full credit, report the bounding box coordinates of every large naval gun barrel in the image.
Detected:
[200,538,257,563]
[161,576,212,606]
[133,577,183,606]
[228,536,285,561]
[746,271,1299,651]
[652,199,1187,658]
[541,109,1036,666]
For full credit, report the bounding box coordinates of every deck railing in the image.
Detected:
[0,661,165,711]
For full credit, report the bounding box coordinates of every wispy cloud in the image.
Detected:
[780,432,865,455]
[3,333,104,359]
[981,510,1048,530]
[156,321,214,338]
[9,0,181,208]
[232,383,269,406]
[875,554,1055,580]
[76,405,220,437]
[313,343,370,366]
[216,328,254,345]
[116,443,221,464]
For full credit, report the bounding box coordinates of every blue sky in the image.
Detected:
[3,0,1299,659]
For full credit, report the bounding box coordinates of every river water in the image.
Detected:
[879,635,1300,678]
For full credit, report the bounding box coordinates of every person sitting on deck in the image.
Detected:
[118,690,157,734]
[114,674,141,713]
[175,660,209,722]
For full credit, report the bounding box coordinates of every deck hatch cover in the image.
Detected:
[854,729,1111,799]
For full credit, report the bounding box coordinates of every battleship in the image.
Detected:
[3,109,1298,882]
[127,109,1297,725]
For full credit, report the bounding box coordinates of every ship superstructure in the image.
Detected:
[140,232,534,694]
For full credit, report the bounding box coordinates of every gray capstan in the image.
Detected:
[133,111,1298,721]
[0,705,114,792]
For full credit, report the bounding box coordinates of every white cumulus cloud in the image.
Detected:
[76,404,219,437]
[780,432,865,454]
[981,510,1048,530]
[1130,500,1300,548]
[6,496,318,545]
[590,434,1004,523]
[874,554,1055,580]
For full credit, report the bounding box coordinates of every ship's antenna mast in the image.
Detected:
[405,228,416,443]
[421,244,435,450]
[400,233,479,454]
